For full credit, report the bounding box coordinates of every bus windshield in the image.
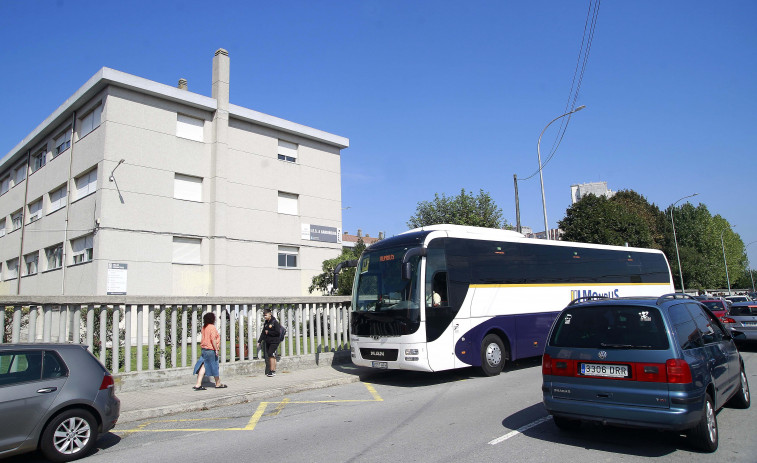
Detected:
[352,246,421,336]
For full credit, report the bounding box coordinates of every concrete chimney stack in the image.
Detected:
[177,78,188,90]
[212,48,230,109]
[357,229,362,237]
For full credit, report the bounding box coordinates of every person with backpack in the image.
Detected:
[257,308,282,377]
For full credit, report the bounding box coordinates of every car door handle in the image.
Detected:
[37,387,58,393]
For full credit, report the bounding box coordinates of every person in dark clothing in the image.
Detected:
[257,308,281,377]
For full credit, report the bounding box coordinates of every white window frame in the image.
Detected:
[176,114,204,142]
[74,168,97,200]
[79,104,102,138]
[278,246,299,269]
[48,185,67,214]
[28,198,42,223]
[277,192,299,215]
[6,258,18,279]
[0,175,9,195]
[24,251,38,276]
[32,150,46,172]
[13,162,27,187]
[11,210,22,231]
[45,244,63,271]
[278,140,298,163]
[172,237,202,265]
[54,130,71,156]
[71,234,94,265]
[174,174,203,202]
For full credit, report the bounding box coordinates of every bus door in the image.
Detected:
[424,241,464,371]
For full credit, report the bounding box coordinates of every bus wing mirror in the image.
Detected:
[402,247,426,280]
[333,259,358,292]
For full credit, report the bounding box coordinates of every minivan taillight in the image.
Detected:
[542,354,552,375]
[666,359,693,384]
[100,374,114,390]
[721,317,736,324]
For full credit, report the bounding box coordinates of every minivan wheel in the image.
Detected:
[480,334,505,376]
[40,409,99,463]
[728,368,751,409]
[688,393,718,453]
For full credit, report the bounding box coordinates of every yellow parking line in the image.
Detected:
[363,382,383,401]
[117,383,384,434]
[266,398,290,416]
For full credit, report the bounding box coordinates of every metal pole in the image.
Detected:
[513,174,521,233]
[537,105,586,239]
[669,193,698,293]
[746,241,757,292]
[721,227,733,296]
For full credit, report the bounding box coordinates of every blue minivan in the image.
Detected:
[542,294,750,452]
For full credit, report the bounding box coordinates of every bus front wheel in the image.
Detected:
[481,334,506,376]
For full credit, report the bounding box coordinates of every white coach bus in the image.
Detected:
[335,225,674,376]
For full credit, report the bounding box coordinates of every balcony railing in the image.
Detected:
[0,296,352,374]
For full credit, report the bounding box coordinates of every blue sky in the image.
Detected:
[1,1,756,269]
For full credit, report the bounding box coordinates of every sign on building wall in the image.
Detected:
[107,263,128,295]
[301,224,342,243]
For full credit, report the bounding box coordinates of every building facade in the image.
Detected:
[570,181,615,204]
[0,49,348,297]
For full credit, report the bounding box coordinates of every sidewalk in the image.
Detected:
[116,363,366,423]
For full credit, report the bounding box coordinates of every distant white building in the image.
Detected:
[570,181,615,204]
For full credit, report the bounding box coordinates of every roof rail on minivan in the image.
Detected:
[656,293,695,305]
[568,295,611,306]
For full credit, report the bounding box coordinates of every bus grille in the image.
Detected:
[360,348,399,361]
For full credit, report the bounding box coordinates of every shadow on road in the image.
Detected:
[502,403,689,458]
[2,432,121,463]
[330,354,544,388]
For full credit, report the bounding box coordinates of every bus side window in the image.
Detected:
[430,271,448,307]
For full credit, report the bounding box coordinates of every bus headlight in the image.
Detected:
[351,346,355,358]
[405,349,419,355]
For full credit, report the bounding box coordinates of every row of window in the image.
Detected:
[0,167,97,237]
[173,172,300,215]
[172,236,298,269]
[176,114,300,165]
[0,104,101,197]
[0,234,93,282]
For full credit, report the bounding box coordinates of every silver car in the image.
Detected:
[722,302,757,342]
[0,344,120,462]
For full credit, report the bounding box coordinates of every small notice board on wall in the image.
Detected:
[107,263,128,295]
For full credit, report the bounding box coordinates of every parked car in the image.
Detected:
[0,344,120,462]
[725,295,751,304]
[542,294,750,452]
[698,299,730,320]
[721,302,757,343]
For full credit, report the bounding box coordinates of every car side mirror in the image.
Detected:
[731,330,747,342]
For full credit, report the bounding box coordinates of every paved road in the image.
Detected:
[11,348,757,463]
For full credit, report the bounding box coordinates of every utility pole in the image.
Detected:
[513,174,521,233]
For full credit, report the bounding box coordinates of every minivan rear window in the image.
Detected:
[549,305,669,349]
[729,305,757,316]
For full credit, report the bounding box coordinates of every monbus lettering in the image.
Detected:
[570,289,620,300]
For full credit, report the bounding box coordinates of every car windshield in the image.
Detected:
[701,301,725,312]
[550,305,670,349]
[729,305,757,316]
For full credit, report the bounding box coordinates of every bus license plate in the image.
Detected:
[580,363,629,378]
[372,361,388,369]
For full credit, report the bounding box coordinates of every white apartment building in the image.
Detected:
[570,181,615,204]
[0,49,348,297]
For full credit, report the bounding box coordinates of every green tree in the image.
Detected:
[407,189,507,229]
[559,191,660,248]
[309,237,368,296]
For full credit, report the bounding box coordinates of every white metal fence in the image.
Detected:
[0,296,352,374]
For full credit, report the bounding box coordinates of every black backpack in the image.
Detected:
[279,323,287,341]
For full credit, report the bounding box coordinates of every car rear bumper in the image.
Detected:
[543,393,703,431]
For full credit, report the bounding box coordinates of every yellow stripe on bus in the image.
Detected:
[469,282,672,289]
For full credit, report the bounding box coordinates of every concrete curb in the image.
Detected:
[118,373,362,423]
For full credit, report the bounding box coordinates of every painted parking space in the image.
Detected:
[115,382,384,434]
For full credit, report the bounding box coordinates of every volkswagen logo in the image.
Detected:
[598,350,608,360]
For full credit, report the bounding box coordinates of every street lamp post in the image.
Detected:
[669,193,698,293]
[746,241,757,292]
[537,105,586,239]
[721,225,735,295]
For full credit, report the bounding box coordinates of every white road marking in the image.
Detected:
[488,415,553,445]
